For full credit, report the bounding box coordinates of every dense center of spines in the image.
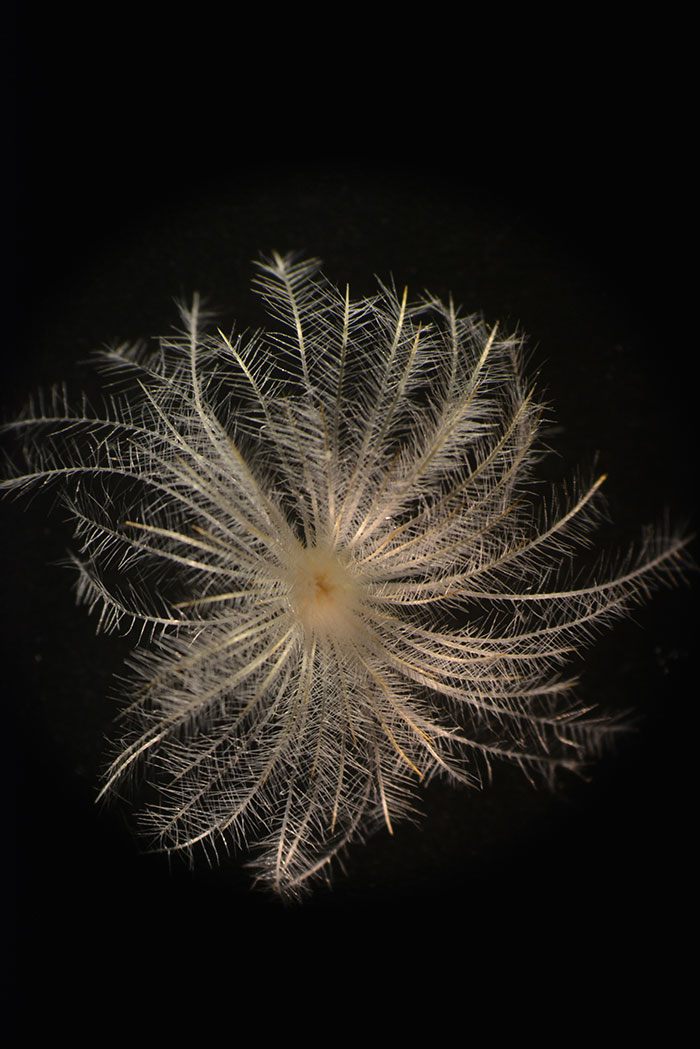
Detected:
[286,545,362,638]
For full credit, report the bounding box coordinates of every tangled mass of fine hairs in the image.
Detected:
[2,253,690,896]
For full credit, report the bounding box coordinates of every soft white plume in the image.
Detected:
[2,252,690,897]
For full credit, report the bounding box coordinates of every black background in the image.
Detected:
[5,7,697,1027]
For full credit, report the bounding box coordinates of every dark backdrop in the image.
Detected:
[5,7,697,1026]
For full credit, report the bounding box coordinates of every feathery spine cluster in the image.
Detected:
[2,253,688,896]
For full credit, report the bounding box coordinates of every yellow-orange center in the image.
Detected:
[287,546,361,637]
